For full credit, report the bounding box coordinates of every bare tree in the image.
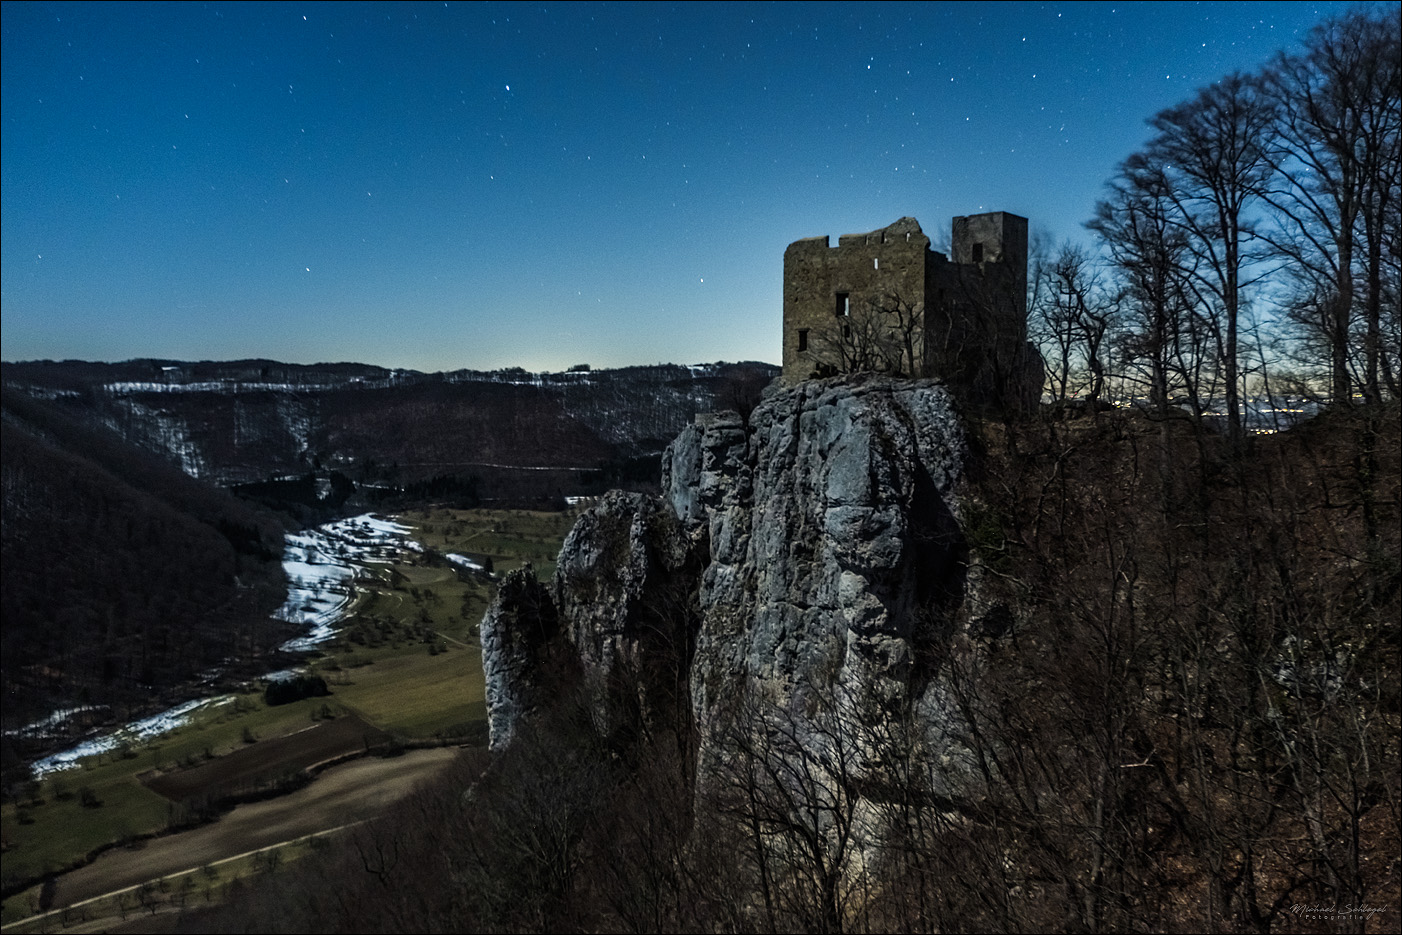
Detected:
[715,363,773,427]
[939,268,1042,415]
[1030,243,1118,408]
[705,681,871,934]
[808,291,924,379]
[1091,161,1203,419]
[1261,9,1401,407]
[1140,73,1277,441]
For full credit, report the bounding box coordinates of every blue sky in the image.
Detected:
[0,1,1365,371]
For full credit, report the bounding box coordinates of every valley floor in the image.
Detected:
[3,747,462,934]
[2,507,575,928]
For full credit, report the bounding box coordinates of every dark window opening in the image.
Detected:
[972,243,984,263]
[797,329,809,352]
[836,292,850,317]
[842,324,851,340]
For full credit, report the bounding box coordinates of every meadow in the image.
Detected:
[0,507,576,926]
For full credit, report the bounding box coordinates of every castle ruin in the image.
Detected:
[782,213,1040,410]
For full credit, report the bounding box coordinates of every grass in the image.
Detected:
[1,833,336,932]
[325,648,487,737]
[0,694,353,891]
[1,766,170,887]
[405,506,578,580]
[0,507,574,919]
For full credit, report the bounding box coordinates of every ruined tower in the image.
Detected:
[781,212,1038,411]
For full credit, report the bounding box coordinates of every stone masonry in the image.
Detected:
[781,213,1039,411]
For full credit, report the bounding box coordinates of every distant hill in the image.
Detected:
[0,388,291,749]
[1,359,779,511]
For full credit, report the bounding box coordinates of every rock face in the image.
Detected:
[479,566,561,750]
[481,375,970,771]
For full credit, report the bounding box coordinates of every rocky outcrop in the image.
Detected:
[482,375,971,770]
[552,490,703,741]
[680,376,967,755]
[479,566,560,750]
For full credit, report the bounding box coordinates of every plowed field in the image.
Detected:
[143,714,389,802]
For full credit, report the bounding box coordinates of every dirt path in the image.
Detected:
[43,747,460,912]
[429,628,475,649]
[7,824,364,934]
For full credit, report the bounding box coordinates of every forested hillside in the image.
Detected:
[0,389,290,752]
[1,360,777,507]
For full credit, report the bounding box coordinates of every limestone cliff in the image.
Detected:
[481,375,973,772]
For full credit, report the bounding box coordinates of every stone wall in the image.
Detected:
[930,212,1037,411]
[781,212,1038,412]
[781,217,933,381]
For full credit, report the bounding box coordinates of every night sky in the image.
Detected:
[0,1,1365,372]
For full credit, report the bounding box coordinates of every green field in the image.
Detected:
[2,828,331,933]
[406,506,578,581]
[0,508,574,920]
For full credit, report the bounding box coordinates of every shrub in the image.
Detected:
[263,675,331,707]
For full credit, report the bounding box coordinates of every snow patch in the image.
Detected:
[5,706,108,739]
[27,512,425,777]
[101,400,209,478]
[446,553,484,572]
[30,697,232,778]
[274,513,423,651]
